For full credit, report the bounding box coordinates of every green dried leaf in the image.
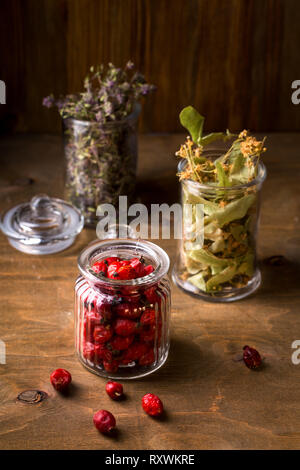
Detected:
[206,264,237,291]
[188,271,207,291]
[205,194,256,227]
[179,106,204,145]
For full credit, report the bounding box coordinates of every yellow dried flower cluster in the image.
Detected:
[176,130,266,185]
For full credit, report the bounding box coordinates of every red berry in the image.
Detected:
[103,358,119,373]
[83,342,95,362]
[116,265,136,280]
[122,341,148,362]
[130,258,146,277]
[85,311,102,328]
[92,260,108,276]
[139,349,155,366]
[144,265,154,275]
[115,303,142,319]
[140,309,156,326]
[93,409,116,434]
[144,286,159,304]
[93,325,113,344]
[140,324,156,343]
[119,260,131,266]
[107,262,120,279]
[243,345,262,369]
[50,368,72,392]
[105,381,123,400]
[114,318,138,336]
[95,344,113,363]
[142,393,163,417]
[110,335,134,351]
[105,257,120,265]
[95,298,112,320]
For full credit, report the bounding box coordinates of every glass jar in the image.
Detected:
[75,238,171,379]
[63,105,140,226]
[172,150,267,302]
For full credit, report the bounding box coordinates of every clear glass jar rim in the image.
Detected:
[78,238,170,287]
[178,151,267,191]
[63,103,141,127]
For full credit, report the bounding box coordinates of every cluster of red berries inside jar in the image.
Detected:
[80,256,164,373]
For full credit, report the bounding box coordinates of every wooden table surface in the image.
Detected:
[0,133,300,450]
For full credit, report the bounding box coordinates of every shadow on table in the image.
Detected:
[141,336,216,386]
[258,254,300,298]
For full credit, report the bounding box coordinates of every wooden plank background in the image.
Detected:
[0,0,300,134]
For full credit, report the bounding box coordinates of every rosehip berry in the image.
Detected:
[92,260,108,276]
[93,409,116,435]
[144,286,159,304]
[105,381,123,400]
[130,258,146,277]
[144,265,154,275]
[95,344,113,363]
[110,334,134,351]
[121,341,148,362]
[50,368,72,392]
[103,358,120,373]
[140,309,156,326]
[93,325,113,343]
[115,303,142,319]
[95,298,112,320]
[142,393,163,417]
[105,257,120,265]
[107,262,120,279]
[119,259,131,266]
[83,342,95,362]
[140,324,156,343]
[139,349,155,366]
[114,318,138,336]
[85,311,102,328]
[116,265,136,280]
[243,345,262,369]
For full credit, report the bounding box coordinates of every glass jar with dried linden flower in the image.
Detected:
[172,106,267,302]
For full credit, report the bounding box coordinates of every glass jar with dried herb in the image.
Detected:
[172,106,267,302]
[63,105,140,226]
[43,62,155,225]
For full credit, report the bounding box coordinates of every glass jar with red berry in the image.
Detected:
[76,239,171,379]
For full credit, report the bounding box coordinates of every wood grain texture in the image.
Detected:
[0,0,300,133]
[0,133,300,449]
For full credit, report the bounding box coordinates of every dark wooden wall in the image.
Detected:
[0,0,300,134]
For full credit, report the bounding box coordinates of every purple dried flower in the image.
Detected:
[42,95,55,108]
[43,61,155,122]
[125,60,134,70]
[95,111,104,123]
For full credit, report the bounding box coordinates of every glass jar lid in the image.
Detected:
[0,194,84,254]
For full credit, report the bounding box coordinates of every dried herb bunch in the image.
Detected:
[176,106,266,295]
[43,62,156,225]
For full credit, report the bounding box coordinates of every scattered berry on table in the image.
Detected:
[243,345,262,369]
[93,409,116,434]
[105,381,124,400]
[142,393,164,417]
[50,368,72,392]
